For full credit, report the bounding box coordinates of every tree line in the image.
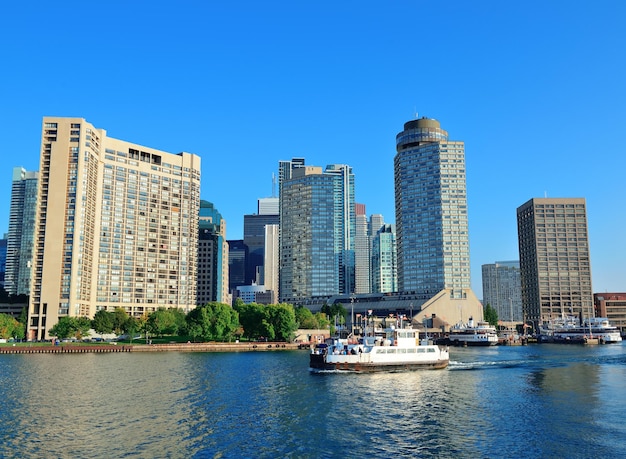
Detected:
[45,300,347,343]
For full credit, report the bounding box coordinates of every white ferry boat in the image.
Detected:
[447,317,498,346]
[309,328,449,372]
[542,316,622,344]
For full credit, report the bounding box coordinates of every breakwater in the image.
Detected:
[0,341,303,354]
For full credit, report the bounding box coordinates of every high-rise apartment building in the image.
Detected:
[279,162,355,303]
[517,198,593,329]
[198,200,229,305]
[5,167,39,296]
[371,224,398,293]
[354,204,370,294]
[482,261,522,322]
[28,117,201,340]
[394,117,470,297]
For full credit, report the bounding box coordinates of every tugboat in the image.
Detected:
[309,328,449,373]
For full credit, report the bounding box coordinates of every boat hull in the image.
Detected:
[309,353,449,372]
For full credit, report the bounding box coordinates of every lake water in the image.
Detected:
[1,343,625,458]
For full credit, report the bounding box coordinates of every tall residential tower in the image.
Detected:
[5,167,39,296]
[28,117,201,340]
[394,117,470,298]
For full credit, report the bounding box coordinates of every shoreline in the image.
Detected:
[0,342,305,354]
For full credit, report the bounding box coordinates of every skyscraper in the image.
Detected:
[198,200,229,305]
[279,162,355,303]
[354,204,370,294]
[5,167,38,296]
[28,117,201,340]
[371,224,398,293]
[482,261,522,322]
[243,199,279,285]
[517,198,593,328]
[394,117,470,297]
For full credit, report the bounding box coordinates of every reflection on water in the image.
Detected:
[1,345,626,458]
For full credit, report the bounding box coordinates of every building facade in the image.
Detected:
[481,261,522,323]
[517,198,593,329]
[279,162,355,303]
[243,205,279,286]
[394,117,470,298]
[371,224,398,293]
[594,293,626,333]
[28,117,201,340]
[5,167,39,296]
[354,204,370,294]
[197,200,229,305]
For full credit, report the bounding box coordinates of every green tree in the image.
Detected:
[147,308,185,337]
[295,306,319,329]
[236,302,268,340]
[266,303,298,342]
[111,308,129,335]
[484,303,498,327]
[49,317,75,339]
[186,303,239,342]
[92,310,114,337]
[122,316,140,342]
[0,313,23,340]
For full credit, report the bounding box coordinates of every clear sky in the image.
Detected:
[1,1,625,296]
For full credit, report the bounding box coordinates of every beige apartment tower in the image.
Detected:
[517,197,593,331]
[29,117,201,340]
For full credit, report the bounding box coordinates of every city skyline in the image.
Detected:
[1,2,625,296]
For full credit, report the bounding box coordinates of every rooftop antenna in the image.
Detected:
[272,173,276,198]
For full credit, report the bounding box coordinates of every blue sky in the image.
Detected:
[1,1,625,296]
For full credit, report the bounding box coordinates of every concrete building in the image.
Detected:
[197,200,229,305]
[5,167,38,295]
[28,117,201,340]
[482,261,522,323]
[354,204,370,294]
[263,224,279,303]
[517,198,593,330]
[594,293,626,333]
[279,161,355,303]
[394,117,470,298]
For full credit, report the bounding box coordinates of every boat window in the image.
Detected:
[427,348,435,353]
[417,349,425,353]
[407,348,416,353]
[398,348,407,353]
[386,349,396,354]
[376,349,385,354]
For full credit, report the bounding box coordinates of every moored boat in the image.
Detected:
[309,328,449,372]
[540,316,622,344]
[446,317,498,346]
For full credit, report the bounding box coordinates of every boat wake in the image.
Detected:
[448,359,531,371]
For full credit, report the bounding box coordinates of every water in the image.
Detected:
[1,344,625,458]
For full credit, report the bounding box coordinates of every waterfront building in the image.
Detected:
[197,201,229,306]
[517,198,593,330]
[5,167,38,296]
[594,293,626,334]
[279,161,355,303]
[481,261,522,323]
[394,117,470,298]
[28,117,201,340]
[371,224,398,293]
